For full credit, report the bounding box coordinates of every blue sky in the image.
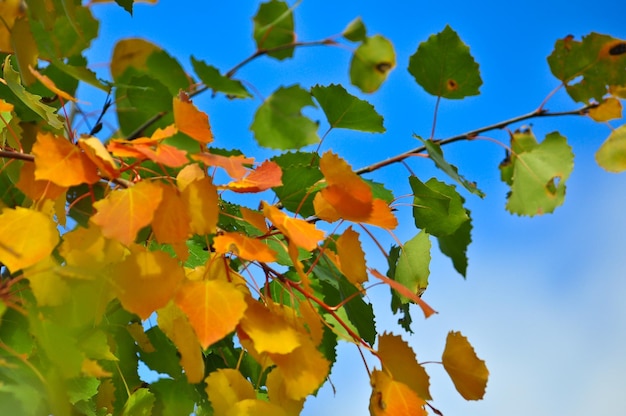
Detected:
[84,1,626,414]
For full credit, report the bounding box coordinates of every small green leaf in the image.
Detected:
[417,136,485,197]
[342,17,367,42]
[392,230,431,308]
[548,33,626,103]
[67,377,100,405]
[271,151,323,217]
[251,85,320,149]
[138,326,183,379]
[3,56,64,130]
[122,388,155,416]
[114,0,134,15]
[596,124,626,172]
[408,25,482,99]
[350,35,396,93]
[311,84,385,132]
[151,379,198,416]
[502,130,574,216]
[191,57,251,98]
[253,0,295,60]
[410,176,469,236]
[145,50,191,95]
[437,217,472,277]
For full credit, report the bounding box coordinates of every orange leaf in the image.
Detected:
[442,331,489,400]
[32,132,100,187]
[175,278,247,349]
[192,153,255,180]
[173,93,213,143]
[176,163,205,190]
[28,65,78,102]
[157,301,205,383]
[16,162,66,200]
[213,232,277,262]
[205,369,256,416]
[78,136,120,179]
[369,370,426,416]
[111,248,185,319]
[370,269,436,318]
[367,198,399,229]
[91,181,164,246]
[0,207,59,272]
[336,226,368,286]
[262,202,324,251]
[151,183,190,244]
[240,206,269,232]
[377,333,431,400]
[133,142,188,168]
[225,161,283,193]
[180,176,218,235]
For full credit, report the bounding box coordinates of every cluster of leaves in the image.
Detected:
[0,1,624,415]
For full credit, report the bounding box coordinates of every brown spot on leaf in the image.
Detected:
[375,62,392,73]
[447,79,458,91]
[600,40,626,60]
[609,42,626,56]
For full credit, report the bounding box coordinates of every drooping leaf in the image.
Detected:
[262,202,325,251]
[311,84,385,132]
[350,35,396,93]
[224,160,283,193]
[342,17,367,42]
[251,85,320,149]
[377,333,431,400]
[91,181,164,245]
[371,268,436,319]
[191,57,252,98]
[173,93,214,144]
[409,25,482,99]
[145,50,192,95]
[442,331,489,400]
[253,0,295,60]
[0,207,59,272]
[336,226,368,286]
[77,136,120,179]
[588,97,622,122]
[28,65,78,102]
[213,232,277,262]
[391,230,431,305]
[369,370,426,416]
[151,183,191,246]
[179,176,219,236]
[437,216,472,277]
[596,123,626,172]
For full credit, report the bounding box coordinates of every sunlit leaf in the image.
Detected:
[77,136,120,179]
[588,97,622,121]
[311,84,385,132]
[0,207,59,272]
[266,368,305,416]
[24,257,70,306]
[262,202,325,251]
[214,232,277,262]
[223,160,282,193]
[92,181,164,245]
[59,224,125,270]
[121,388,155,416]
[16,162,66,201]
[377,333,431,400]
[151,183,191,246]
[253,0,295,60]
[32,131,100,187]
[191,57,252,98]
[442,331,489,400]
[192,152,255,180]
[28,65,78,102]
[370,269,436,319]
[336,226,368,286]
[173,93,214,143]
[251,85,320,149]
[409,25,482,99]
[369,369,426,416]
[342,17,367,42]
[180,176,218,235]
[175,278,247,349]
[393,230,431,303]
[350,35,396,93]
[596,123,626,172]
[112,247,185,319]
[205,369,256,415]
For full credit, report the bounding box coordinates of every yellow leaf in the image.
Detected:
[228,399,289,416]
[589,97,622,122]
[176,163,205,190]
[174,278,247,349]
[24,257,70,307]
[181,176,218,235]
[239,297,302,355]
[28,65,78,102]
[91,181,164,246]
[204,369,255,416]
[78,136,120,179]
[81,359,113,378]
[213,232,277,262]
[111,247,185,320]
[240,206,268,232]
[173,93,214,143]
[0,207,59,272]
[157,301,205,383]
[59,225,126,271]
[442,331,489,400]
[266,368,305,416]
[151,183,191,245]
[16,161,66,201]
[32,131,100,187]
[377,333,431,400]
[262,202,324,251]
[336,226,368,286]
[0,0,24,52]
[369,370,426,416]
[110,38,160,80]
[298,300,324,347]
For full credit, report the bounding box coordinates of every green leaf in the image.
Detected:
[410,176,469,236]
[408,25,482,99]
[271,151,323,217]
[392,230,431,308]
[366,179,394,204]
[595,124,626,172]
[145,50,191,95]
[253,0,295,60]
[191,57,252,98]
[311,84,385,132]
[51,58,109,92]
[122,388,155,416]
[126,75,173,115]
[66,377,100,405]
[417,136,485,197]
[547,33,626,102]
[2,56,64,130]
[342,17,367,42]
[501,130,574,216]
[114,0,134,15]
[138,326,183,379]
[151,379,198,416]
[250,85,320,149]
[437,216,472,277]
[350,35,396,93]
[386,246,413,333]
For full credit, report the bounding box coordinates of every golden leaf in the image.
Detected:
[224,160,283,193]
[151,183,191,245]
[204,369,256,416]
[213,232,277,262]
[266,368,305,416]
[336,226,368,286]
[77,136,120,179]
[442,331,489,400]
[180,176,218,235]
[589,97,622,122]
[369,370,426,416]
[173,93,214,143]
[262,202,324,251]
[16,162,66,201]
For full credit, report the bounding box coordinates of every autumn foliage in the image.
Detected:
[0,1,625,415]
